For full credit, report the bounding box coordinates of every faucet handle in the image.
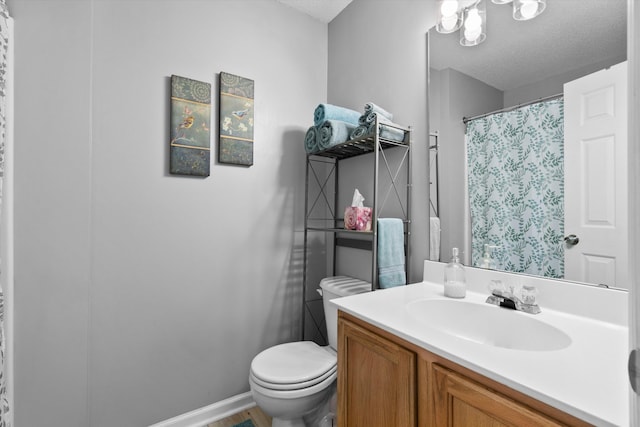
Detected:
[520,285,538,305]
[488,280,506,296]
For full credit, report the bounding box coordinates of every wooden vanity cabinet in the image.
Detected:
[337,313,417,427]
[431,364,566,426]
[338,312,591,427]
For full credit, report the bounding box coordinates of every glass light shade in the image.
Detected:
[436,0,463,33]
[460,1,486,46]
[513,0,546,20]
[491,0,512,3]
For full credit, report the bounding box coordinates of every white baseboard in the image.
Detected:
[149,392,256,427]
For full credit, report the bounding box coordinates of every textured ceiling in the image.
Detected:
[275,0,626,91]
[276,0,353,23]
[429,0,627,91]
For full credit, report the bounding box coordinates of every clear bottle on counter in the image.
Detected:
[444,247,466,298]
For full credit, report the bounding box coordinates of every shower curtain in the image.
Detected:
[465,98,564,278]
[0,1,10,426]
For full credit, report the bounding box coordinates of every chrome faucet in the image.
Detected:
[485,280,541,314]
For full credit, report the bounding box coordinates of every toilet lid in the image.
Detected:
[250,365,336,391]
[250,341,336,386]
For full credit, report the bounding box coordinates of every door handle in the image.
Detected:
[629,348,640,394]
[564,234,579,246]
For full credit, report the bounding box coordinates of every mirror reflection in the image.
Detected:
[428,0,628,289]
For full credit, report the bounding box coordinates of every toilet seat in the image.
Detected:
[249,368,337,400]
[250,341,337,391]
[250,365,336,391]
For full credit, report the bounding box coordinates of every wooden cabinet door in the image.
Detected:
[432,364,564,427]
[338,317,416,427]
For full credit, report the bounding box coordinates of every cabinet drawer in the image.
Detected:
[432,364,565,427]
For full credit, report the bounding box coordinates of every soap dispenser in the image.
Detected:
[444,247,466,298]
[480,244,496,270]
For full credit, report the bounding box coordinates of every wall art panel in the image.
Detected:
[219,72,254,166]
[170,75,212,176]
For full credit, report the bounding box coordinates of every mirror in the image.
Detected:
[428,0,628,289]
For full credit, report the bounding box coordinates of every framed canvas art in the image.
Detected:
[219,72,254,166]
[170,75,212,176]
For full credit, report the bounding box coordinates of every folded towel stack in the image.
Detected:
[303,102,406,154]
[305,103,361,154]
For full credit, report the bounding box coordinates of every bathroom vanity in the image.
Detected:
[333,261,628,426]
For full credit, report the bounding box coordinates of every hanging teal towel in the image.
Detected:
[377,218,406,288]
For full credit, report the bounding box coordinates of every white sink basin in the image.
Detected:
[406,299,572,351]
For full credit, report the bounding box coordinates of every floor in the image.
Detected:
[206,405,272,427]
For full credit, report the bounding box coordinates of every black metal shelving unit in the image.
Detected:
[302,118,412,338]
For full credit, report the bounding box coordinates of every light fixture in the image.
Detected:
[436,0,547,47]
[460,2,486,47]
[436,0,463,33]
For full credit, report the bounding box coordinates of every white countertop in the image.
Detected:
[332,280,629,426]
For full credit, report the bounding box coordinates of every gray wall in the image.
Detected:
[9,1,327,426]
[328,0,436,283]
[503,55,627,107]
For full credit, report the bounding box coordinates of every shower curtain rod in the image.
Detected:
[462,93,563,125]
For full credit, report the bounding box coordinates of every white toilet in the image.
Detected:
[249,276,370,427]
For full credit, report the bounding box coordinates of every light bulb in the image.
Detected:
[465,8,481,31]
[513,0,545,20]
[520,0,538,19]
[459,1,486,46]
[440,0,459,17]
[464,26,481,42]
[441,14,459,31]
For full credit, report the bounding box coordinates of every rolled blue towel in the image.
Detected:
[374,123,406,143]
[314,104,361,128]
[364,102,393,121]
[350,124,371,140]
[318,119,357,151]
[359,111,393,126]
[304,126,319,154]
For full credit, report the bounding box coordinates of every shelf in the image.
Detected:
[302,118,412,332]
[306,226,374,235]
[309,132,410,161]
[306,221,411,235]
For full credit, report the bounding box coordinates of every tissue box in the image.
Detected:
[344,206,372,231]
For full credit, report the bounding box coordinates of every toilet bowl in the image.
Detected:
[249,276,370,427]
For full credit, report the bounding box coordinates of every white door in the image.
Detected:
[629,1,640,422]
[563,61,628,288]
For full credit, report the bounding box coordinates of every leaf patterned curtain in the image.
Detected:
[0,1,9,426]
[466,98,564,278]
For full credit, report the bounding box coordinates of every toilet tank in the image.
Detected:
[319,276,371,350]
